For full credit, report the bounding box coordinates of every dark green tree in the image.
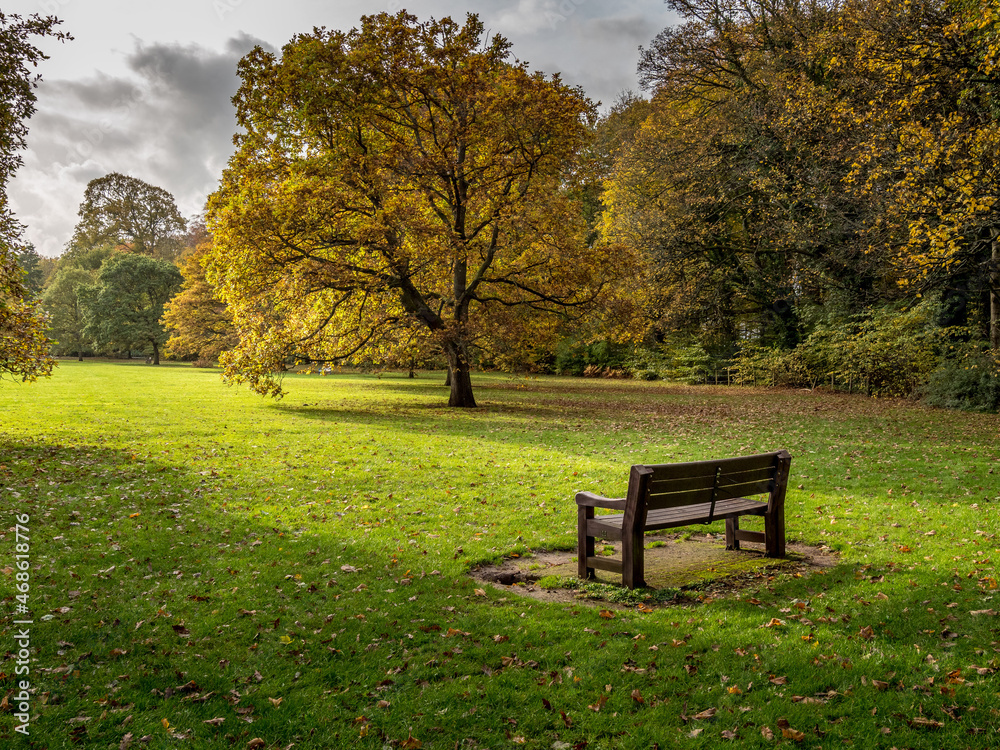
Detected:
[81,253,182,364]
[41,266,94,360]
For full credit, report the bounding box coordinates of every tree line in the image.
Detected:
[4,3,999,410]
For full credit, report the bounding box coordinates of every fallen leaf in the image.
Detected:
[908,717,944,729]
[203,718,225,727]
[599,610,615,619]
[781,727,805,741]
[247,740,266,750]
[400,733,422,749]
[269,697,283,707]
[761,726,774,740]
[721,728,739,739]
[474,588,487,597]
[631,689,644,704]
[692,708,717,721]
[587,695,608,712]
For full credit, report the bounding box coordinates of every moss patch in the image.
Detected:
[470,533,836,605]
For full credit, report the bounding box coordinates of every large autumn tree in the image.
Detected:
[70,173,187,261]
[162,238,238,365]
[614,0,1000,355]
[206,12,624,406]
[0,11,68,382]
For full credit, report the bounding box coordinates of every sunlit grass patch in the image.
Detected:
[1,362,998,748]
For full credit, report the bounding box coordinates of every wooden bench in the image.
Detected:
[577,450,791,588]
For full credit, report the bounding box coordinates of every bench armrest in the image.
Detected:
[575,491,627,510]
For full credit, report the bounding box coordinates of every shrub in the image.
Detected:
[836,305,939,397]
[923,344,1000,412]
[555,339,629,376]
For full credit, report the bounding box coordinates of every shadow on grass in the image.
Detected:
[2,435,997,748]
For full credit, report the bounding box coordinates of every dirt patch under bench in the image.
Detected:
[469,533,838,608]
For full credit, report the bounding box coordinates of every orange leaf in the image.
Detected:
[781,727,805,741]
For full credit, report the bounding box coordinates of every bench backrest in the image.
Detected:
[622,450,791,530]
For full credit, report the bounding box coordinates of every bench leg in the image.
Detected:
[726,517,740,551]
[577,506,595,579]
[764,510,785,558]
[621,529,645,589]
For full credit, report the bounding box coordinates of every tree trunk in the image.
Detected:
[408,357,415,379]
[444,366,452,387]
[991,230,1000,350]
[444,341,476,407]
[152,341,160,365]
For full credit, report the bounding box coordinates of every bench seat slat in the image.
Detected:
[589,497,767,534]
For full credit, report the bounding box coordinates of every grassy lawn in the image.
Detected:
[2,361,999,749]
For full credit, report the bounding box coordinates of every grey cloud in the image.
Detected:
[10,35,267,256]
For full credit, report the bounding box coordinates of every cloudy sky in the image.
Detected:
[7,0,678,257]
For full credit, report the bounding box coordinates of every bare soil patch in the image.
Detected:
[470,533,838,609]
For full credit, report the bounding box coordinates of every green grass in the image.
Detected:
[2,361,999,748]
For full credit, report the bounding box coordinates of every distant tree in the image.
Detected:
[206,12,626,406]
[41,266,93,360]
[70,173,187,261]
[162,239,237,365]
[0,11,69,382]
[81,253,182,364]
[15,244,44,296]
[56,243,115,273]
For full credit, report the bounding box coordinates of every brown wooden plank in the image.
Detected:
[640,452,780,482]
[734,529,766,544]
[726,517,739,550]
[588,518,625,539]
[642,498,768,530]
[647,465,775,495]
[586,556,623,574]
[578,505,595,579]
[645,478,775,510]
[575,492,628,510]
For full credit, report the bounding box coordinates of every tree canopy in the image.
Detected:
[206,11,629,406]
[162,238,238,365]
[81,253,182,365]
[0,11,69,382]
[70,173,187,261]
[602,0,1000,359]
